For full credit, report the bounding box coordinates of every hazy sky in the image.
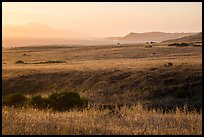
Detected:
[2,2,202,37]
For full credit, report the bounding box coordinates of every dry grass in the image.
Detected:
[2,105,202,135]
[2,63,202,108]
[2,44,202,135]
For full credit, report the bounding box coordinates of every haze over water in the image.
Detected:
[2,2,202,47]
[3,37,146,47]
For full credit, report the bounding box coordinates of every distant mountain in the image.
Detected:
[2,23,89,38]
[106,32,197,42]
[161,32,202,43]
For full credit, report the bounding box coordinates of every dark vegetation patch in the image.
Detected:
[15,60,26,64]
[150,68,157,71]
[32,60,66,64]
[145,45,152,48]
[168,43,190,47]
[164,62,173,67]
[2,93,27,107]
[2,92,88,111]
[193,44,202,47]
[46,92,88,111]
[28,95,48,109]
[14,60,66,64]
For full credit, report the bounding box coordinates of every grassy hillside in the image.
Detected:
[161,32,202,43]
[106,32,196,42]
[2,44,202,111]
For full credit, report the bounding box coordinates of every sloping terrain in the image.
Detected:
[161,32,202,43]
[2,44,202,111]
[106,32,196,42]
[2,64,202,110]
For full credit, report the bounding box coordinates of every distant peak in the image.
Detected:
[126,32,137,36]
[129,32,136,34]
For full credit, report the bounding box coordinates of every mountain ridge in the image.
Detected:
[106,32,198,42]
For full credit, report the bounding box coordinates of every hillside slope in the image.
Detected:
[2,65,202,110]
[106,32,196,42]
[2,44,202,111]
[161,32,202,43]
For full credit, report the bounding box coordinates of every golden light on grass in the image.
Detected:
[2,105,202,135]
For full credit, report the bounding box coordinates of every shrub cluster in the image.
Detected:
[29,95,48,109]
[15,60,25,64]
[2,92,88,111]
[2,93,27,107]
[168,43,190,47]
[164,62,173,67]
[193,44,202,47]
[145,45,152,48]
[33,60,66,64]
[46,92,88,111]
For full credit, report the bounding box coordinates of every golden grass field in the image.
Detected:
[2,104,202,135]
[2,43,202,135]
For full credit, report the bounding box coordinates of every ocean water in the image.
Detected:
[2,37,143,48]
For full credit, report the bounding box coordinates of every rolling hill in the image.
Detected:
[161,32,202,43]
[106,32,196,42]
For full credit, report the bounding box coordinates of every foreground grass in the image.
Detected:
[2,105,202,135]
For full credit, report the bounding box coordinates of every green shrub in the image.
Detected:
[47,91,87,111]
[3,93,27,107]
[168,43,189,47]
[28,95,48,109]
[2,91,89,111]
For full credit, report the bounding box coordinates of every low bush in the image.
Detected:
[28,95,49,109]
[179,43,189,46]
[33,60,66,64]
[2,93,27,107]
[47,91,86,111]
[168,43,189,47]
[145,45,152,48]
[15,60,25,64]
[193,44,202,47]
[164,62,173,67]
[3,91,89,111]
